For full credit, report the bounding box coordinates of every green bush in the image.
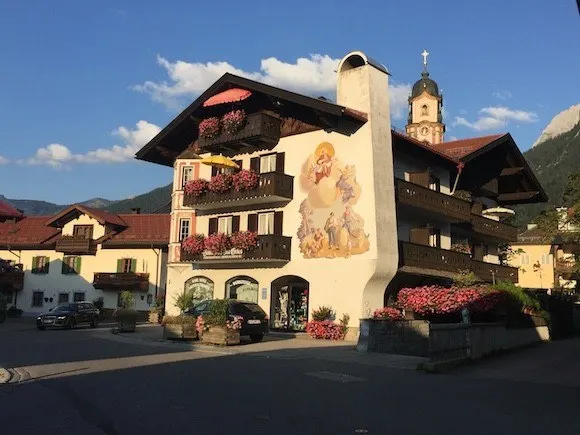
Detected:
[453,270,478,287]
[119,291,135,309]
[492,281,541,312]
[162,314,197,325]
[203,299,229,327]
[312,306,335,321]
[174,290,196,313]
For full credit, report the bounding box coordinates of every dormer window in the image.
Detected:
[73,225,93,239]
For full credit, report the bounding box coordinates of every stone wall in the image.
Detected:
[357,319,430,356]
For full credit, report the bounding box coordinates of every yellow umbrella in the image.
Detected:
[201,154,240,170]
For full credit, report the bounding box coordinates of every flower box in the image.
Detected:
[200,325,240,346]
[163,324,198,340]
[198,112,281,153]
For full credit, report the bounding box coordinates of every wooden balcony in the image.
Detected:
[93,273,150,292]
[183,172,294,213]
[469,214,518,242]
[181,234,291,269]
[555,259,579,279]
[198,112,282,155]
[55,236,97,255]
[395,178,471,222]
[398,242,518,283]
[0,269,24,291]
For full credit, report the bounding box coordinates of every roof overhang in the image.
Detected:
[45,205,127,228]
[135,73,367,167]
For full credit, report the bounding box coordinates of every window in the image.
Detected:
[58,293,69,303]
[429,229,441,248]
[429,175,441,192]
[179,219,191,241]
[32,256,50,274]
[73,225,94,239]
[62,256,81,274]
[184,276,214,306]
[541,254,551,265]
[258,212,275,235]
[421,104,429,116]
[218,216,233,235]
[73,292,85,302]
[182,166,194,187]
[32,291,44,307]
[226,276,259,303]
[260,154,277,173]
[521,254,530,265]
[118,258,136,273]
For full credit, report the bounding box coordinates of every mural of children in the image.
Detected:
[324,212,339,249]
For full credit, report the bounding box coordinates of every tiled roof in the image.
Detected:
[392,130,460,164]
[0,200,23,218]
[0,216,60,245]
[435,134,506,159]
[104,214,170,244]
[45,204,128,228]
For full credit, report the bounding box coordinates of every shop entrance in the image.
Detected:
[270,276,309,331]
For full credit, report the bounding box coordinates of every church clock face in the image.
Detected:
[420,126,429,136]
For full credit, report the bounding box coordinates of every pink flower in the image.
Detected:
[372,307,403,321]
[199,117,221,138]
[222,110,246,135]
[208,173,233,194]
[305,320,345,340]
[229,231,258,251]
[232,169,259,191]
[203,233,231,255]
[184,179,209,196]
[181,234,205,255]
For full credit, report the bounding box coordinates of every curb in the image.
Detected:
[417,357,470,374]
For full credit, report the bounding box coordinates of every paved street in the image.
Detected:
[1,320,580,435]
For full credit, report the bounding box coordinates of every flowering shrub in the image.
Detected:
[451,242,471,255]
[372,307,404,321]
[232,169,259,191]
[222,110,246,135]
[199,117,221,138]
[397,286,502,315]
[229,231,258,250]
[204,233,231,255]
[184,179,209,197]
[208,173,233,194]
[181,234,206,255]
[306,320,345,340]
[195,315,206,335]
[226,315,243,330]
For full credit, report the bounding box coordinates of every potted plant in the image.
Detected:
[232,169,259,192]
[222,110,246,135]
[184,178,209,197]
[198,117,221,139]
[196,299,241,345]
[114,291,138,332]
[208,173,233,194]
[182,234,206,256]
[203,233,231,255]
[149,294,165,324]
[229,231,258,251]
[162,314,198,340]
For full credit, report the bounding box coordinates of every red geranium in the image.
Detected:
[229,231,258,251]
[203,233,231,255]
[232,169,259,191]
[181,234,205,255]
[222,110,246,135]
[199,117,221,138]
[372,307,404,321]
[306,320,345,340]
[397,286,502,315]
[208,173,233,194]
[184,179,209,196]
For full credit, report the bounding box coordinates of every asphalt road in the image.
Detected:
[1,320,579,435]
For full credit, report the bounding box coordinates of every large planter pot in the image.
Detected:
[148,312,160,324]
[114,309,138,332]
[200,326,240,346]
[118,319,136,333]
[163,324,198,340]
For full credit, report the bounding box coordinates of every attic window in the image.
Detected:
[340,54,366,72]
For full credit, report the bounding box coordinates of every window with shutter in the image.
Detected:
[208,218,218,235]
[120,258,133,273]
[218,216,233,235]
[62,256,79,274]
[274,211,283,235]
[232,215,240,233]
[33,256,50,274]
[258,212,274,235]
[31,256,38,274]
[250,157,260,173]
[116,259,123,272]
[260,154,277,173]
[130,258,137,273]
[275,152,285,173]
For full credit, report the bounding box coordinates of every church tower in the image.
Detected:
[405,50,445,145]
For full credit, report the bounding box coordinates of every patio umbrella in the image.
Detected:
[482,207,515,220]
[201,154,240,170]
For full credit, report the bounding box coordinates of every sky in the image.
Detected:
[0,0,578,204]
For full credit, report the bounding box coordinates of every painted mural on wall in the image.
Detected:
[297,142,369,258]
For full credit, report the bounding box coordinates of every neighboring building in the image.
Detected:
[136,51,545,336]
[0,203,169,315]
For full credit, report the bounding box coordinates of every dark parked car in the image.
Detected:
[185,300,269,342]
[37,302,100,330]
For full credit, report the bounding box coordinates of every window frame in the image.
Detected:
[257,212,275,235]
[259,153,277,173]
[217,216,234,235]
[182,166,194,187]
[58,293,70,304]
[73,225,94,239]
[73,292,85,303]
[32,291,44,307]
[179,218,191,241]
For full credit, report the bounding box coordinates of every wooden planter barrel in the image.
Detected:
[200,326,240,346]
[163,324,198,340]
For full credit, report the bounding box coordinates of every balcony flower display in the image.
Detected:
[181,234,205,255]
[222,109,246,135]
[229,231,258,251]
[198,117,221,138]
[451,242,472,255]
[232,169,259,191]
[184,179,209,197]
[372,307,404,321]
[397,286,502,315]
[203,233,231,255]
[208,173,233,194]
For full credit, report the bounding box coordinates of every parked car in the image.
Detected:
[185,300,269,342]
[37,302,100,330]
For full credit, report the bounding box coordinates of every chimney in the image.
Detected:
[131,207,141,214]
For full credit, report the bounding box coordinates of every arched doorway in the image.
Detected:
[185,276,214,305]
[226,276,259,303]
[270,276,309,331]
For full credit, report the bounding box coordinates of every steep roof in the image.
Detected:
[0,216,60,246]
[45,204,128,228]
[0,200,23,219]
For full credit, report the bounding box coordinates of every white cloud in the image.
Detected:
[134,54,411,120]
[0,155,9,164]
[22,120,161,169]
[492,90,513,100]
[453,106,538,132]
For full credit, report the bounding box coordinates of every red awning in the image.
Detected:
[203,88,252,107]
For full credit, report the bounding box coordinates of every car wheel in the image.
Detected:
[250,334,264,343]
[68,318,76,329]
[37,325,46,331]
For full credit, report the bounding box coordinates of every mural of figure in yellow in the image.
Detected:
[297,142,369,259]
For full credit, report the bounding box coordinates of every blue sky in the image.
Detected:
[0,0,578,204]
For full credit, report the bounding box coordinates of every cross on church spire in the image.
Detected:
[421,49,429,67]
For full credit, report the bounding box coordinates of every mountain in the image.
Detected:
[515,105,580,225]
[103,184,172,214]
[0,195,117,216]
[532,104,580,148]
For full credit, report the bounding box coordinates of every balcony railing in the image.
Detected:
[183,172,294,213]
[395,178,471,222]
[181,234,291,269]
[55,236,97,255]
[0,270,24,291]
[555,259,578,278]
[398,242,518,283]
[93,273,150,292]
[469,214,518,242]
[198,112,282,155]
